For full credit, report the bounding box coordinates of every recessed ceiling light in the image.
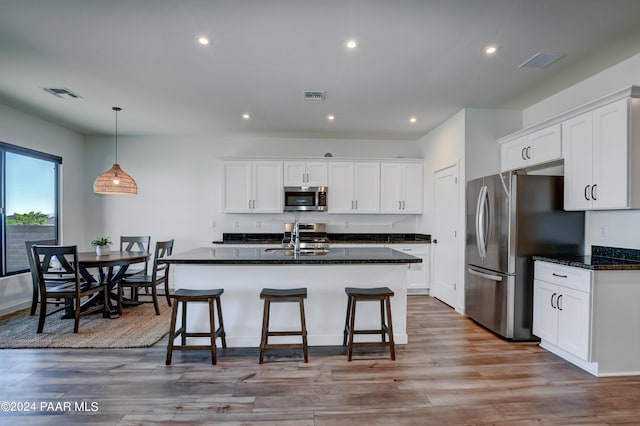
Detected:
[242,113,251,120]
[345,39,358,49]
[484,45,499,55]
[409,117,417,124]
[327,114,336,121]
[196,36,211,46]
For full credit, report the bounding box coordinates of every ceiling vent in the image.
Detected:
[519,53,565,69]
[43,87,83,99]
[303,91,325,101]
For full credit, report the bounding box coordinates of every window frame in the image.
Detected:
[0,141,62,277]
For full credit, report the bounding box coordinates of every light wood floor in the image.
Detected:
[2,295,640,425]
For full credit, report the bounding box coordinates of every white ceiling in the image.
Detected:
[1,0,640,140]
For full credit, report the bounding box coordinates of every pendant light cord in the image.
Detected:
[113,106,121,164]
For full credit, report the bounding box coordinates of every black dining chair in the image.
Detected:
[120,235,151,277]
[117,239,174,315]
[32,244,109,333]
[25,239,58,316]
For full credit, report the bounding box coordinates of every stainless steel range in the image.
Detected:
[282,222,330,250]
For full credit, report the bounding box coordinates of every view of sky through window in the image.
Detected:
[5,152,56,217]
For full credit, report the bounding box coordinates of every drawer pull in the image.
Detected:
[552,273,568,278]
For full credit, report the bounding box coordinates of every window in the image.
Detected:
[1,142,61,276]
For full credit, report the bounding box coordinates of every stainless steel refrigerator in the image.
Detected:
[465,172,584,341]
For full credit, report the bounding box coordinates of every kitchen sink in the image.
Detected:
[264,247,330,256]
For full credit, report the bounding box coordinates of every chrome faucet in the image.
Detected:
[292,219,300,252]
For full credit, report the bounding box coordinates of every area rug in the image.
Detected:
[0,302,171,349]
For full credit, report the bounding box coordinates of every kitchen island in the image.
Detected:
[162,247,421,347]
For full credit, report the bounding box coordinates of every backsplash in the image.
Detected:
[586,210,640,252]
[592,245,640,262]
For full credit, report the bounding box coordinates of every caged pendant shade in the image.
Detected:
[93,107,138,195]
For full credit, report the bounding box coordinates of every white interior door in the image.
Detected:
[432,164,459,307]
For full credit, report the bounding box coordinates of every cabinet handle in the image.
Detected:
[399,201,402,210]
[355,200,358,209]
[521,147,527,161]
[526,146,531,159]
[402,201,406,210]
[557,294,563,311]
[584,185,591,201]
[552,273,568,278]
[591,184,597,201]
[551,292,557,309]
[249,199,252,209]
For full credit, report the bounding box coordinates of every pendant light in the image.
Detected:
[93,107,138,195]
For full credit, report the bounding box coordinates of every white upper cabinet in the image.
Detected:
[380,162,423,214]
[563,98,638,210]
[328,161,380,213]
[500,124,562,172]
[222,160,283,213]
[283,160,328,187]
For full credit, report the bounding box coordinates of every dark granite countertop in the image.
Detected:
[163,247,422,265]
[215,233,431,245]
[534,245,640,270]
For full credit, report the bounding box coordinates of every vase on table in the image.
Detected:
[96,245,110,256]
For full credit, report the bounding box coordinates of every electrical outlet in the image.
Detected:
[210,220,216,228]
[600,224,607,236]
[345,221,350,229]
[233,221,239,228]
[255,220,261,228]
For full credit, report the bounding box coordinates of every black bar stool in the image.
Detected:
[343,286,395,361]
[166,288,226,365]
[259,287,308,364]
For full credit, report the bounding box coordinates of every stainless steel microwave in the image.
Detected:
[283,186,328,212]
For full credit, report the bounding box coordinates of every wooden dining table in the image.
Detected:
[76,250,151,316]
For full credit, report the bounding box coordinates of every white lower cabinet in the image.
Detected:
[387,245,430,293]
[332,243,430,292]
[533,269,590,361]
[533,260,640,376]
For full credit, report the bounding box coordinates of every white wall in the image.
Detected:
[83,135,423,253]
[417,109,466,235]
[0,104,86,316]
[521,52,640,252]
[416,110,465,311]
[416,108,521,313]
[465,108,521,181]
[523,52,640,127]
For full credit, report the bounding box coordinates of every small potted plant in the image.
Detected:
[91,237,112,256]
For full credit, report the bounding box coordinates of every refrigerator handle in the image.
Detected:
[480,185,489,258]
[475,186,487,258]
[467,267,503,282]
